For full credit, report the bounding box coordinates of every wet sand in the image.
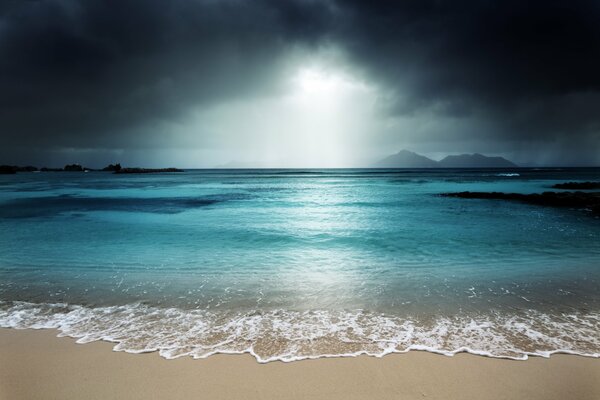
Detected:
[0,328,599,400]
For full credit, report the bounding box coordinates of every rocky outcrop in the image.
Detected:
[440,190,600,216]
[552,182,600,190]
[0,163,183,173]
[102,163,122,172]
[63,164,84,172]
[0,165,39,173]
[0,165,17,174]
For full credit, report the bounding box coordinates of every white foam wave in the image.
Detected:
[496,173,520,177]
[1,301,598,363]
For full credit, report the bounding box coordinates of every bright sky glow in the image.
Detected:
[294,68,346,94]
[179,64,380,168]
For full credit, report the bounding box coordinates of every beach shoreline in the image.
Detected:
[1,328,599,400]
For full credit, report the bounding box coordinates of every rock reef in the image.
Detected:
[552,181,600,190]
[373,150,518,168]
[63,164,85,172]
[441,190,600,216]
[0,165,38,174]
[0,163,183,174]
[102,163,121,172]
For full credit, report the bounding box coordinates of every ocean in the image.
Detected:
[0,168,599,362]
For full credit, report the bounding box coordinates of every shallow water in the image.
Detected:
[1,168,599,361]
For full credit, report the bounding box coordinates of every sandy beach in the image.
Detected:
[0,328,598,400]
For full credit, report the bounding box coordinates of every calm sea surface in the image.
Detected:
[1,169,599,361]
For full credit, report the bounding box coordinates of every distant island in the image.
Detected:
[0,165,39,174]
[373,150,439,168]
[0,163,183,174]
[102,163,184,173]
[373,150,518,168]
[438,153,517,168]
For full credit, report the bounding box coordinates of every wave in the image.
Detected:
[496,173,520,177]
[1,301,599,363]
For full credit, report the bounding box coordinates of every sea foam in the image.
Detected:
[1,301,598,363]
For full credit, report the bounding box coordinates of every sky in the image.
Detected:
[1,0,599,168]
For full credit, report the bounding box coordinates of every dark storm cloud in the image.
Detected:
[1,0,599,165]
[343,1,600,106]
[338,1,600,137]
[0,0,337,149]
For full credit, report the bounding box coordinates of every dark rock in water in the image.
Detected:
[17,166,39,172]
[441,191,600,216]
[552,181,600,190]
[0,165,39,173]
[0,165,17,174]
[40,167,64,172]
[114,167,184,174]
[438,153,517,168]
[102,163,122,172]
[64,164,84,172]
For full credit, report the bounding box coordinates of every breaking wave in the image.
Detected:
[1,301,599,363]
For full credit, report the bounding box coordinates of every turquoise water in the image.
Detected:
[1,169,599,361]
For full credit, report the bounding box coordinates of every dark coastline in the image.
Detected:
[1,164,184,174]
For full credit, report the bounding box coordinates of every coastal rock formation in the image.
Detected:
[0,163,183,174]
[40,167,64,172]
[63,164,84,172]
[552,182,600,190]
[441,190,600,216]
[19,166,39,172]
[102,163,122,172]
[0,165,17,174]
[0,165,39,174]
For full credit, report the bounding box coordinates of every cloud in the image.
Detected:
[1,0,599,166]
[333,1,600,160]
[0,0,336,148]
